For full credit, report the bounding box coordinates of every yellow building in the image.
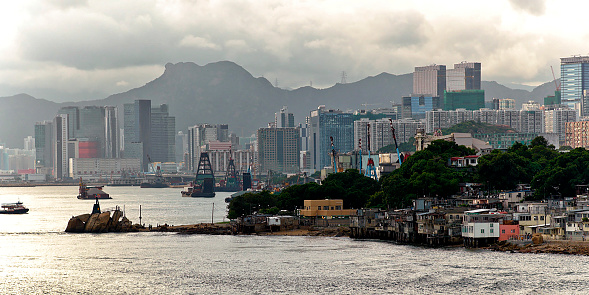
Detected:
[299,199,356,218]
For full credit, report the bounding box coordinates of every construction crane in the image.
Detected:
[550,66,561,91]
[365,123,378,180]
[389,118,403,166]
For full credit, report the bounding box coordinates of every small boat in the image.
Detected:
[0,201,29,214]
[78,178,112,199]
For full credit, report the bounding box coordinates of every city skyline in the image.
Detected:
[0,0,585,102]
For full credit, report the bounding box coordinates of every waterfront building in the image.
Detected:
[124,100,151,171]
[257,127,300,174]
[462,209,505,247]
[307,106,354,171]
[69,158,141,180]
[34,121,53,173]
[560,56,589,116]
[299,199,356,218]
[443,89,485,111]
[413,64,446,97]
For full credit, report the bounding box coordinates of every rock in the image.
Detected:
[109,210,123,231]
[84,213,100,232]
[78,214,91,223]
[65,216,86,233]
[84,212,111,233]
[532,233,544,245]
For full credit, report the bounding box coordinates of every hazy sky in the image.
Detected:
[0,0,586,102]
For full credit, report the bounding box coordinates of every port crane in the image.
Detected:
[330,136,338,173]
[389,118,403,166]
[365,123,377,180]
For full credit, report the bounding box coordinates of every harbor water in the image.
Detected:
[1,186,589,294]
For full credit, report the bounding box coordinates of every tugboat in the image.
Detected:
[78,178,112,199]
[0,201,29,214]
[181,152,216,198]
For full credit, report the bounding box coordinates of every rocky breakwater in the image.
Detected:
[65,202,140,233]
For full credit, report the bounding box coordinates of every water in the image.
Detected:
[1,186,589,294]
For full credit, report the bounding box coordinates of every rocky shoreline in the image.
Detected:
[485,240,589,256]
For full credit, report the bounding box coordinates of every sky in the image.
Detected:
[0,0,587,102]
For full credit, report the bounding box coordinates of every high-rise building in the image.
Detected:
[150,104,176,163]
[401,95,441,119]
[354,118,398,152]
[34,121,53,172]
[545,108,576,143]
[257,127,300,174]
[447,62,481,91]
[24,136,35,151]
[104,106,119,158]
[57,106,79,139]
[561,56,589,116]
[275,106,295,128]
[187,123,229,171]
[413,65,446,97]
[53,114,69,179]
[443,90,485,111]
[308,106,354,171]
[124,100,151,171]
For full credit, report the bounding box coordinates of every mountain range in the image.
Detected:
[0,61,559,148]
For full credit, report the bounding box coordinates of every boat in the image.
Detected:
[181,152,216,198]
[140,155,169,188]
[0,201,29,214]
[77,178,112,199]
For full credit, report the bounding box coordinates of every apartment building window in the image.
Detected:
[511,229,516,233]
[335,206,341,210]
[490,229,494,233]
[540,216,544,221]
[502,229,506,234]
[481,229,485,233]
[323,206,329,210]
[534,216,538,221]
[318,206,321,210]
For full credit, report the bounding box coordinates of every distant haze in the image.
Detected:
[0,61,556,148]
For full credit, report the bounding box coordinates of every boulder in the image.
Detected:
[84,213,100,232]
[109,210,123,231]
[65,216,86,233]
[78,214,91,223]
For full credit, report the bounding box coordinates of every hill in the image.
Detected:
[441,121,517,135]
[0,61,557,148]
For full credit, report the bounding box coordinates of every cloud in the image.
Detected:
[115,80,129,87]
[1,0,587,101]
[179,35,221,50]
[508,0,546,16]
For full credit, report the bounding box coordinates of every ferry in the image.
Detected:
[0,201,29,214]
